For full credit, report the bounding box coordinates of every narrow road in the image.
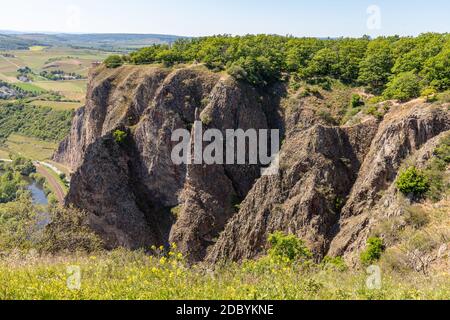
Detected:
[36,164,66,203]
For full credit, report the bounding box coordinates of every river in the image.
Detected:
[25,179,49,205]
[0,171,48,205]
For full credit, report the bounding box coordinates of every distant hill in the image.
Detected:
[0,34,40,50]
[0,32,185,52]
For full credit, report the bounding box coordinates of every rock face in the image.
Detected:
[57,65,283,257]
[328,104,450,261]
[56,65,450,263]
[207,121,379,262]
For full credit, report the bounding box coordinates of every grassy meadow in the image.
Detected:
[0,249,448,300]
[26,100,82,111]
[1,134,58,161]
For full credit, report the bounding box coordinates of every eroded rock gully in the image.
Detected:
[55,65,450,263]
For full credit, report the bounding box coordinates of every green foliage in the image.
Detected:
[358,39,394,94]
[424,134,450,202]
[0,157,37,203]
[30,173,45,186]
[350,94,364,108]
[336,38,369,84]
[39,204,103,254]
[317,109,338,125]
[0,103,73,142]
[334,196,345,212]
[10,156,36,176]
[0,170,25,203]
[384,71,422,102]
[421,87,438,102]
[421,47,450,91]
[434,134,450,164]
[321,256,348,272]
[1,248,448,300]
[360,237,385,265]
[304,48,339,79]
[0,195,36,251]
[124,34,449,100]
[113,130,128,144]
[104,55,124,68]
[396,166,430,197]
[268,231,312,263]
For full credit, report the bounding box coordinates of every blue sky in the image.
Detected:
[0,0,449,37]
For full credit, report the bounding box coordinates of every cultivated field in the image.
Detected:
[0,134,58,161]
[27,100,82,111]
[0,47,110,102]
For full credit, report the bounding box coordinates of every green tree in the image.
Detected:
[392,33,445,74]
[383,71,422,102]
[0,170,25,203]
[421,47,450,91]
[104,55,124,68]
[336,38,369,83]
[358,39,394,94]
[304,48,339,79]
[11,156,36,176]
[285,38,324,71]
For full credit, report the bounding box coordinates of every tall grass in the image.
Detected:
[0,249,448,300]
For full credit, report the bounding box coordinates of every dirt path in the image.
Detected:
[0,55,21,68]
[36,164,66,203]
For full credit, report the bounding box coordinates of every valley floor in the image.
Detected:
[0,250,448,300]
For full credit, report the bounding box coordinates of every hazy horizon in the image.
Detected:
[0,0,449,38]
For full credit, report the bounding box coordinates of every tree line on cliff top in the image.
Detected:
[104,33,450,101]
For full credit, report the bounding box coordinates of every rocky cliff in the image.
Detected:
[55,65,450,263]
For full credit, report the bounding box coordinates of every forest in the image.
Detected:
[105,33,450,101]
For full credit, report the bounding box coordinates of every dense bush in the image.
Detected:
[104,55,124,68]
[350,94,364,108]
[357,39,394,94]
[396,167,430,197]
[268,231,312,263]
[0,194,102,253]
[39,204,103,254]
[113,129,128,144]
[360,237,385,265]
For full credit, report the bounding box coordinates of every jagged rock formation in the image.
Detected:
[207,120,379,262]
[328,104,450,261]
[55,65,450,263]
[56,65,283,255]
